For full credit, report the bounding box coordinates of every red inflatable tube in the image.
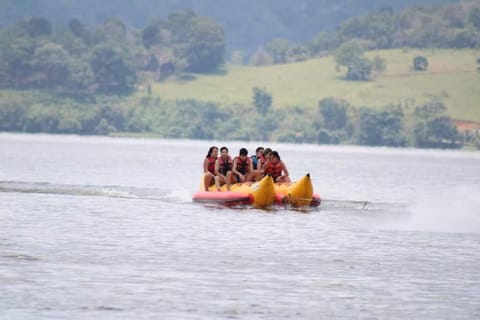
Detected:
[192,191,253,206]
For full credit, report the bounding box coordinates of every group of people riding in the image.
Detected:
[203,146,291,191]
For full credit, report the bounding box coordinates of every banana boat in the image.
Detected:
[273,173,321,207]
[193,173,321,209]
[193,174,275,208]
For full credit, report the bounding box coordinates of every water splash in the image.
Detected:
[164,189,194,204]
[403,185,480,234]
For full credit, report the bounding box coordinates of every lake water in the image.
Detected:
[1,133,479,319]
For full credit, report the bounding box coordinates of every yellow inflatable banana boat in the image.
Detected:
[193,173,321,209]
[274,173,321,207]
[193,174,275,208]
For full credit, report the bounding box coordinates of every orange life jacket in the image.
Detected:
[217,156,233,175]
[265,161,283,180]
[206,156,216,174]
[234,156,251,175]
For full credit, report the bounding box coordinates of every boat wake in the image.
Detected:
[320,198,397,211]
[0,180,190,204]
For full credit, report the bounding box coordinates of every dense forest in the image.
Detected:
[1,0,479,149]
[0,0,458,53]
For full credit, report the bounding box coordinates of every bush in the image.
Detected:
[413,56,428,71]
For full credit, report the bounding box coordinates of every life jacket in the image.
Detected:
[217,156,233,175]
[264,161,283,180]
[235,156,251,175]
[251,155,258,168]
[206,156,216,174]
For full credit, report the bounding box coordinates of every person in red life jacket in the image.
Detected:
[257,147,272,179]
[214,146,234,190]
[233,148,259,183]
[263,148,272,164]
[203,146,218,191]
[262,150,291,183]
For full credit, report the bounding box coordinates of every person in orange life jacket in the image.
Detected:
[233,148,259,183]
[258,147,272,177]
[250,146,265,170]
[262,148,272,164]
[262,150,291,183]
[203,146,218,191]
[214,146,234,190]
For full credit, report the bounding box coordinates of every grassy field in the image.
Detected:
[146,49,480,122]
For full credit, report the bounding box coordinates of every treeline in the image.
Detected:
[0,0,456,54]
[250,1,480,66]
[1,2,480,149]
[2,2,480,94]
[1,91,478,149]
[0,10,225,94]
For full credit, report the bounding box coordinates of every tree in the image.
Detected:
[66,59,95,92]
[183,17,225,72]
[33,41,71,88]
[335,41,372,81]
[413,56,428,71]
[25,17,52,38]
[414,116,459,148]
[413,101,460,148]
[318,98,349,131]
[168,9,196,43]
[142,18,170,48]
[334,40,364,68]
[310,31,338,55]
[89,44,136,94]
[252,87,272,115]
[265,38,290,64]
[95,17,128,44]
[1,34,36,88]
[468,6,480,30]
[286,45,310,63]
[346,57,372,81]
[414,101,446,118]
[336,9,395,49]
[68,18,91,44]
[356,106,407,147]
[372,55,386,72]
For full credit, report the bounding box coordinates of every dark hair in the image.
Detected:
[271,151,280,160]
[206,146,218,158]
[264,148,272,155]
[239,148,248,156]
[256,146,264,153]
[220,146,229,153]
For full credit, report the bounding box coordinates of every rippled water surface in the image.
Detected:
[1,133,480,319]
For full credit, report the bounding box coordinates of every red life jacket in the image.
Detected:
[206,156,216,174]
[217,156,233,175]
[234,156,251,175]
[265,161,283,179]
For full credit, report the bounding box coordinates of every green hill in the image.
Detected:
[147,49,480,122]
